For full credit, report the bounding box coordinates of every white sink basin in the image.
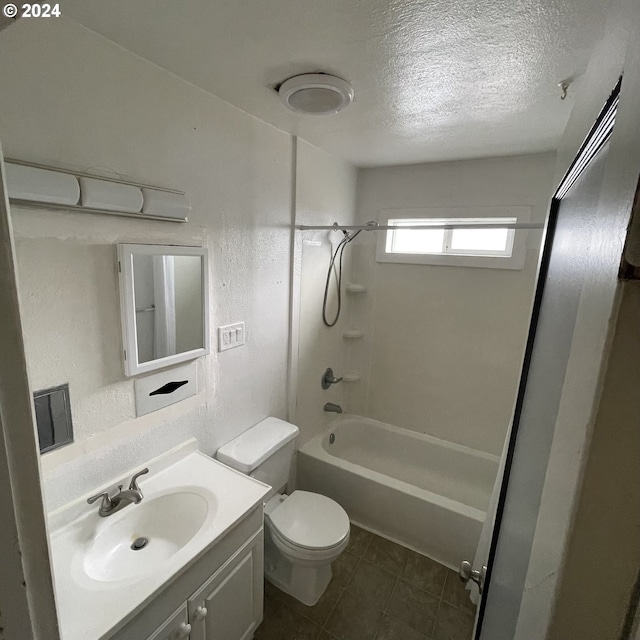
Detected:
[83,491,211,582]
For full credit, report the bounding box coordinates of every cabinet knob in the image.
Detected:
[177,622,191,638]
[194,606,208,621]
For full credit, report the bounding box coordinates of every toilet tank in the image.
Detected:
[216,417,299,497]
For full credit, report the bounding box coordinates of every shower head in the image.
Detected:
[345,221,377,242]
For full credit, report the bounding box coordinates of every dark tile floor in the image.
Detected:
[255,525,476,640]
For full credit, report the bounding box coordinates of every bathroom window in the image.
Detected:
[376,207,532,270]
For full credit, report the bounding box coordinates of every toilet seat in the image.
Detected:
[266,490,350,552]
[268,523,349,565]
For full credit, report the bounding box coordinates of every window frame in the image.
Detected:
[375,206,532,270]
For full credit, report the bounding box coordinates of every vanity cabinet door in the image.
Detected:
[188,532,263,640]
[146,603,191,640]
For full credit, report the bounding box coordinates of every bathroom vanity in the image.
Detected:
[113,510,262,640]
[48,442,270,640]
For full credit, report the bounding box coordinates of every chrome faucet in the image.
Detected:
[324,402,343,414]
[87,468,149,517]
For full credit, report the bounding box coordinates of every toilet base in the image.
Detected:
[264,528,332,606]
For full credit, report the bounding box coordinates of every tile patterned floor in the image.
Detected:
[255,525,476,640]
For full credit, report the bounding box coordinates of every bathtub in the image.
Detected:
[297,415,499,570]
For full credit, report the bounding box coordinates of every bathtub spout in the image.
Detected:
[324,402,343,414]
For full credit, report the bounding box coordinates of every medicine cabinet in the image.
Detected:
[117,244,209,376]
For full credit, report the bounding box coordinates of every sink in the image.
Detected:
[83,491,211,582]
[49,445,271,640]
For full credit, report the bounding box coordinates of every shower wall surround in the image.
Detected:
[0,17,298,510]
[292,152,555,455]
[352,154,556,455]
[291,139,358,444]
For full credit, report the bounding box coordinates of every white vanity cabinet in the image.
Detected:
[111,506,264,640]
[187,534,263,640]
[143,532,263,640]
[146,604,190,640]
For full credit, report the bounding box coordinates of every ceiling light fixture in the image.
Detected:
[278,73,354,115]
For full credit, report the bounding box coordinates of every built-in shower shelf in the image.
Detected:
[346,284,367,294]
[342,372,362,383]
[343,330,364,339]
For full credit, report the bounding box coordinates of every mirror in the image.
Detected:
[117,244,209,376]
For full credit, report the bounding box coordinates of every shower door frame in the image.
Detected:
[474,68,640,639]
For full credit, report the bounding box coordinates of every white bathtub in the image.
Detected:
[297,415,499,570]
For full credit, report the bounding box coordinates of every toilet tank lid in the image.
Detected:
[216,417,299,474]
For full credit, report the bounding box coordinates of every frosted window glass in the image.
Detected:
[380,214,524,268]
[450,227,509,252]
[391,227,444,253]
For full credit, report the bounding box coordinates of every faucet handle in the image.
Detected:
[321,368,343,389]
[87,491,113,511]
[129,467,149,492]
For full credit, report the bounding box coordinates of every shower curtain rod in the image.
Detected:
[296,222,545,231]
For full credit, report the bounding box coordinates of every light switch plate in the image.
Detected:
[218,321,246,352]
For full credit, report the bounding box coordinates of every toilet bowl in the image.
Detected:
[263,491,350,604]
[215,417,351,606]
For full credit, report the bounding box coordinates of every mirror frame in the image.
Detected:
[117,243,210,377]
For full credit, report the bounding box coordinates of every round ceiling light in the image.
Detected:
[278,73,354,115]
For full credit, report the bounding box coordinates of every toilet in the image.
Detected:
[216,417,350,606]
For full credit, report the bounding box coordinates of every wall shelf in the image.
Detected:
[346,284,367,294]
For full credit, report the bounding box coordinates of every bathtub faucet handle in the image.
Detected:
[321,368,343,390]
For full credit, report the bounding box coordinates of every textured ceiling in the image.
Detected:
[63,0,607,167]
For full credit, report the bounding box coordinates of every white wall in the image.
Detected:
[353,154,555,454]
[547,281,640,639]
[0,17,294,511]
[292,138,358,445]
